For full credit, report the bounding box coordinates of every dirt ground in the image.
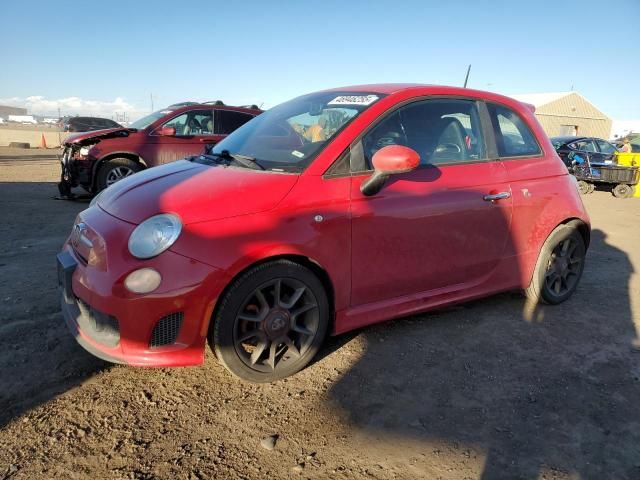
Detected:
[1,158,639,480]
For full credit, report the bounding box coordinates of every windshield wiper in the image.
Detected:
[218,150,265,170]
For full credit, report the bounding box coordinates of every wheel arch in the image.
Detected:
[524,216,590,289]
[92,152,148,190]
[561,217,591,249]
[208,254,337,339]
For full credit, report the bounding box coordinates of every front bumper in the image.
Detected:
[59,146,94,195]
[57,207,230,367]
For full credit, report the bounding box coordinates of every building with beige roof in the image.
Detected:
[510,92,612,139]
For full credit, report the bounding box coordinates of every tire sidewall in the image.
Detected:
[536,226,586,305]
[613,184,630,198]
[211,261,329,383]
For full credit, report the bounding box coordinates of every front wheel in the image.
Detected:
[210,260,329,382]
[525,224,586,305]
[96,157,142,192]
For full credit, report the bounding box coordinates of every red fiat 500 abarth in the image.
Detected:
[57,84,590,382]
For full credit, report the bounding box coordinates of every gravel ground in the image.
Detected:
[1,160,639,479]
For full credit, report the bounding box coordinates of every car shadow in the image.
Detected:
[327,228,640,478]
[0,182,110,429]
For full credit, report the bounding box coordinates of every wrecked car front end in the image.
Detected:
[58,128,135,198]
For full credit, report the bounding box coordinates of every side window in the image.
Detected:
[596,139,616,154]
[162,110,213,136]
[362,98,486,168]
[570,140,597,153]
[216,110,254,135]
[487,104,541,157]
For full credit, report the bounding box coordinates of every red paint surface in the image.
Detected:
[61,84,590,366]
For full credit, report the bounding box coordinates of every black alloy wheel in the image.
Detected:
[543,235,584,301]
[526,224,587,305]
[210,260,329,382]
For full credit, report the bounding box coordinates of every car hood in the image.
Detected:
[98,160,299,225]
[64,127,136,146]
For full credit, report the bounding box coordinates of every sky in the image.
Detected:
[1,0,638,121]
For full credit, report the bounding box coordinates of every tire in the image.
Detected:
[576,180,590,195]
[96,157,142,192]
[209,260,329,383]
[525,224,586,305]
[612,183,631,198]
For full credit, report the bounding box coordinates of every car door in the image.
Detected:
[145,109,222,165]
[350,98,513,306]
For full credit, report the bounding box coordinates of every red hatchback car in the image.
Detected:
[58,102,261,196]
[57,84,590,382]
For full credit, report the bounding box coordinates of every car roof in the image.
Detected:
[318,83,537,110]
[164,103,262,115]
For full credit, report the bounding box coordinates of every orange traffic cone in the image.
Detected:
[40,133,48,149]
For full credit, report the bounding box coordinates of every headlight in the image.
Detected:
[79,146,91,156]
[128,214,182,259]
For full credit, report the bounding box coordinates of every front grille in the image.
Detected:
[150,312,183,348]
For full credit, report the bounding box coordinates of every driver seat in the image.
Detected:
[431,117,468,163]
[183,117,201,135]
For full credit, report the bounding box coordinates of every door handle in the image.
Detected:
[483,191,511,202]
[199,138,216,143]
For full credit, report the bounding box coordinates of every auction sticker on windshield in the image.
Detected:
[327,95,379,106]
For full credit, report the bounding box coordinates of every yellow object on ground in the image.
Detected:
[614,153,640,197]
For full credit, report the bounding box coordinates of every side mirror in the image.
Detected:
[360,145,420,196]
[159,126,176,136]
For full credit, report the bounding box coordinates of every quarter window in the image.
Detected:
[362,98,486,168]
[487,104,541,157]
[216,110,255,135]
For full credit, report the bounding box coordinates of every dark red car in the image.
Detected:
[57,84,590,382]
[58,102,262,196]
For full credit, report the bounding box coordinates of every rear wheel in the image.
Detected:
[96,157,142,192]
[576,180,590,195]
[612,183,632,198]
[525,224,586,305]
[210,260,329,382]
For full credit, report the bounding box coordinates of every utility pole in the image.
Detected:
[150,93,154,112]
[463,64,471,88]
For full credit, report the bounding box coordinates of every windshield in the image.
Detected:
[130,109,175,130]
[210,91,384,172]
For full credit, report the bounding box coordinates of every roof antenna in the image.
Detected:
[463,64,471,88]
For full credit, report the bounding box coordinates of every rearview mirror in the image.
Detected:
[360,145,420,196]
[159,126,176,136]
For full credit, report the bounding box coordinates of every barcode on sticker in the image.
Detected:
[327,95,379,106]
